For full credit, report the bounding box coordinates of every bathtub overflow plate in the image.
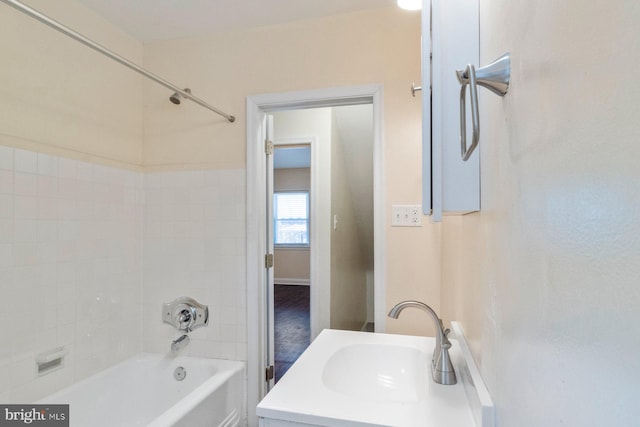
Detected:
[174,366,187,381]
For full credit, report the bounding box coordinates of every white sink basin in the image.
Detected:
[321,343,429,403]
[257,327,492,427]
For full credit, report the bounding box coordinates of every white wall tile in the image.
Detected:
[37,175,58,198]
[13,242,38,266]
[37,198,58,220]
[35,244,58,267]
[93,165,110,184]
[56,325,75,345]
[0,146,145,403]
[142,169,247,359]
[2,148,248,401]
[0,146,13,171]
[14,149,37,174]
[57,158,77,179]
[76,162,94,182]
[0,170,13,194]
[0,361,13,394]
[37,220,58,243]
[14,196,36,219]
[57,178,78,200]
[37,153,58,177]
[13,220,36,243]
[13,172,37,196]
[0,243,12,269]
[0,220,12,244]
[0,194,13,219]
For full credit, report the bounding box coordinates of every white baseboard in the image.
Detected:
[274,278,310,286]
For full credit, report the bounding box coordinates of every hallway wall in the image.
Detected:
[330,110,367,331]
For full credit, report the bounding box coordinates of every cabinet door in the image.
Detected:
[423,0,480,221]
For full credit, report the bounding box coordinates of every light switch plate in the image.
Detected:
[391,205,422,227]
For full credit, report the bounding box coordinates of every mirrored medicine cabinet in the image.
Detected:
[421,0,480,221]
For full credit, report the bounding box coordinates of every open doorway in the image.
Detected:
[246,85,385,414]
[272,144,312,382]
[269,105,374,382]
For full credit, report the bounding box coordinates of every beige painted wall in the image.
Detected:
[0,0,143,168]
[273,167,311,283]
[273,248,310,284]
[143,7,440,335]
[442,2,640,425]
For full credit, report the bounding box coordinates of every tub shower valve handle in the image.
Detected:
[178,309,192,331]
[162,297,209,333]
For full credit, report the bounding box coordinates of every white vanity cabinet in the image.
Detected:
[422,0,480,221]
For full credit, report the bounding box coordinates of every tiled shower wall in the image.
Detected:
[0,145,143,403]
[0,146,247,403]
[142,170,247,360]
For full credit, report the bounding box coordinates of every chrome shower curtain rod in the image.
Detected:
[1,0,235,123]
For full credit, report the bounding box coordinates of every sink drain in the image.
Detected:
[174,366,187,381]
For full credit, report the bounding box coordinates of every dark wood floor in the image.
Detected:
[274,284,310,383]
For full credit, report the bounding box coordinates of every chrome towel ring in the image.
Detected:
[456,53,511,161]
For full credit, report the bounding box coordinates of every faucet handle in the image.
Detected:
[163,297,209,332]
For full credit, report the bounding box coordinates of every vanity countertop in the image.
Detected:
[257,328,481,427]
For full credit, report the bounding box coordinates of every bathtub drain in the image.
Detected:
[174,366,187,381]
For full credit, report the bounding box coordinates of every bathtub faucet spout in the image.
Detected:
[171,334,190,354]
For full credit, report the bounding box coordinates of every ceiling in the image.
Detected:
[76,0,397,43]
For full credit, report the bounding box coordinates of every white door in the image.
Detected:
[264,114,275,391]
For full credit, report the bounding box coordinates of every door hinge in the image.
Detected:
[265,139,274,155]
[265,365,274,381]
[265,253,274,269]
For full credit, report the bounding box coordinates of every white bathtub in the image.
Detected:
[39,353,245,427]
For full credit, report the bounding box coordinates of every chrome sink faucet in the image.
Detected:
[388,300,457,385]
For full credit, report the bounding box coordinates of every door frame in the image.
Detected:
[246,84,386,425]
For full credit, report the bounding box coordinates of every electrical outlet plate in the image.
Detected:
[391,205,422,227]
